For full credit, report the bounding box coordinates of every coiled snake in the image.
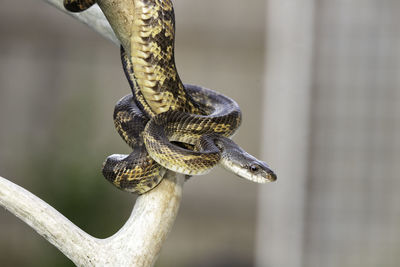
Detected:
[64,0,277,194]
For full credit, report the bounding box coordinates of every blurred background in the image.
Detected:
[0,0,399,267]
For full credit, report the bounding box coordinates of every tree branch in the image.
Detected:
[44,0,119,45]
[0,173,184,266]
[1,0,185,266]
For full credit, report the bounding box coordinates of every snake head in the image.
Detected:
[216,137,277,183]
[224,156,277,184]
[244,161,277,183]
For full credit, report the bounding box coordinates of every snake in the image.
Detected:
[64,0,277,194]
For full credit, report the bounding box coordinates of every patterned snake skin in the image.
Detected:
[64,0,276,194]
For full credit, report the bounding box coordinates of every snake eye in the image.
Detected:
[249,164,260,173]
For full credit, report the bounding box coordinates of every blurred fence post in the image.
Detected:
[256,0,315,266]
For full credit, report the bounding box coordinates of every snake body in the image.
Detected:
[64,0,276,194]
[130,0,200,114]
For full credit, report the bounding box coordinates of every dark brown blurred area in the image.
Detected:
[0,0,265,266]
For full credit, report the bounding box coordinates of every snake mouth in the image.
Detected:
[265,170,277,182]
[247,170,277,184]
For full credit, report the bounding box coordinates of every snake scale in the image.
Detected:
[64,0,276,194]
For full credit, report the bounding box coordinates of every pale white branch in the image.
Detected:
[44,0,119,45]
[0,176,98,264]
[0,173,184,266]
[1,0,186,266]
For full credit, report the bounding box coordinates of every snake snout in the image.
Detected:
[265,168,277,182]
[250,161,277,183]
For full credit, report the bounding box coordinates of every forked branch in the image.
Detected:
[0,173,184,266]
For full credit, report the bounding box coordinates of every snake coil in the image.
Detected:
[64,0,276,194]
